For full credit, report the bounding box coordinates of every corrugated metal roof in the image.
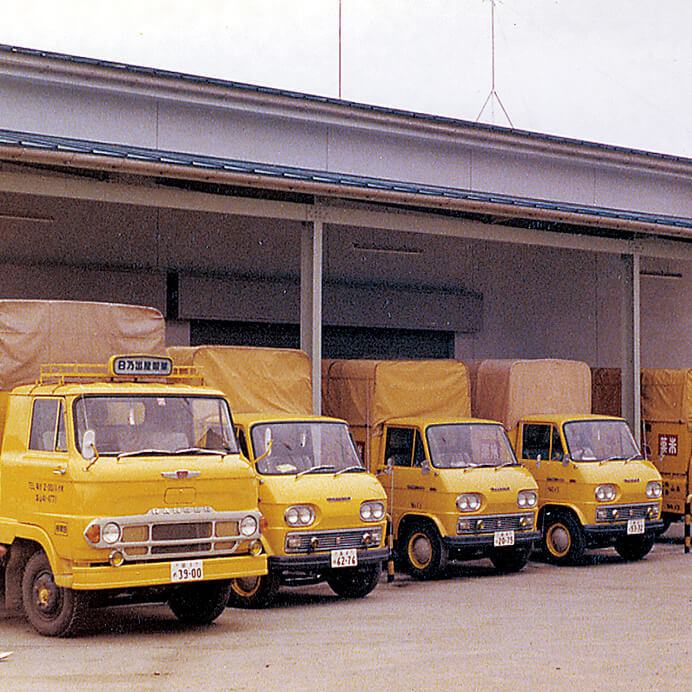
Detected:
[1,42,691,168]
[1,128,690,232]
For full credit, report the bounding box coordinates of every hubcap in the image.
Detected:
[409,533,432,568]
[548,524,570,556]
[33,571,60,617]
[233,576,261,597]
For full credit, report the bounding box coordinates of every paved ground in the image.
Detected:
[1,525,690,691]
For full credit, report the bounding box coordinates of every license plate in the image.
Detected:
[330,548,357,568]
[493,530,515,547]
[170,559,204,583]
[627,518,645,535]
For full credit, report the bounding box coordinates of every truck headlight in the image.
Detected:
[646,481,662,499]
[284,505,315,527]
[239,515,260,536]
[595,484,617,502]
[456,493,482,512]
[360,500,386,522]
[102,522,121,545]
[517,490,537,508]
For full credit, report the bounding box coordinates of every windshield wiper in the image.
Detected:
[117,447,229,459]
[334,465,365,476]
[117,448,177,459]
[174,446,230,456]
[296,464,336,477]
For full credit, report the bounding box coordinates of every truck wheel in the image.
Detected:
[542,512,586,565]
[401,523,446,580]
[22,551,89,637]
[168,580,231,624]
[326,564,381,599]
[490,545,531,573]
[614,535,655,561]
[227,572,280,609]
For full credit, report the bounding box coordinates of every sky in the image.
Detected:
[1,0,690,158]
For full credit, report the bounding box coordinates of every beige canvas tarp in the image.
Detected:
[0,300,165,390]
[322,359,471,430]
[591,367,622,417]
[167,345,312,415]
[641,368,692,423]
[474,359,592,431]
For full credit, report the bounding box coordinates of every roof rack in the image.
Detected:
[39,362,205,387]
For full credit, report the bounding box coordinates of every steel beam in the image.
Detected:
[300,220,323,415]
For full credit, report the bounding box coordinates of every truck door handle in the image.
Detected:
[52,466,67,475]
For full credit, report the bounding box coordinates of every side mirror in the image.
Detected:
[82,429,97,460]
[421,459,431,475]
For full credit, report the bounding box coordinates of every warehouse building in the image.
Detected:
[1,43,691,429]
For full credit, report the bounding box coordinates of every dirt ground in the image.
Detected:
[1,525,690,691]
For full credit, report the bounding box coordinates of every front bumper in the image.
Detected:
[583,519,664,546]
[269,547,390,571]
[62,553,268,590]
[443,531,540,551]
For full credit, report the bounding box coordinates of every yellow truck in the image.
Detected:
[167,346,388,606]
[641,368,692,529]
[474,359,664,564]
[0,301,266,636]
[321,359,540,579]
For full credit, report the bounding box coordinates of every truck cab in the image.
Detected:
[322,359,540,580]
[229,412,388,605]
[475,359,663,565]
[641,368,692,529]
[0,354,267,636]
[368,416,539,578]
[167,346,388,607]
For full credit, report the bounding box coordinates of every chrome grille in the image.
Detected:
[151,522,212,541]
[457,512,534,535]
[285,528,382,553]
[595,502,658,523]
[84,510,262,562]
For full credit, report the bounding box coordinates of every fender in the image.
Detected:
[395,511,447,540]
[539,502,588,527]
[0,520,66,582]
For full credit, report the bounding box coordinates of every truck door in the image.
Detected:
[383,426,427,527]
[23,398,69,521]
[520,423,565,500]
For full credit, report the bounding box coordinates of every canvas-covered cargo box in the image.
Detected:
[0,299,165,390]
[641,368,692,423]
[321,359,471,431]
[474,358,592,431]
[167,345,312,415]
[591,367,622,417]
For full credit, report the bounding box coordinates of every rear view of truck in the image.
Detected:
[0,301,267,636]
[475,359,663,564]
[322,359,540,579]
[168,346,388,606]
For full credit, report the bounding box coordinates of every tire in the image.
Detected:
[168,580,231,624]
[542,511,586,565]
[400,522,447,580]
[227,572,280,609]
[22,551,90,637]
[490,545,531,574]
[615,534,655,561]
[326,563,381,599]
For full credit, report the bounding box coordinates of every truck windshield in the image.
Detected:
[564,419,641,461]
[250,421,363,475]
[426,423,518,469]
[73,395,238,456]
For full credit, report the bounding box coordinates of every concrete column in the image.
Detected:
[300,220,323,415]
[620,252,641,443]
